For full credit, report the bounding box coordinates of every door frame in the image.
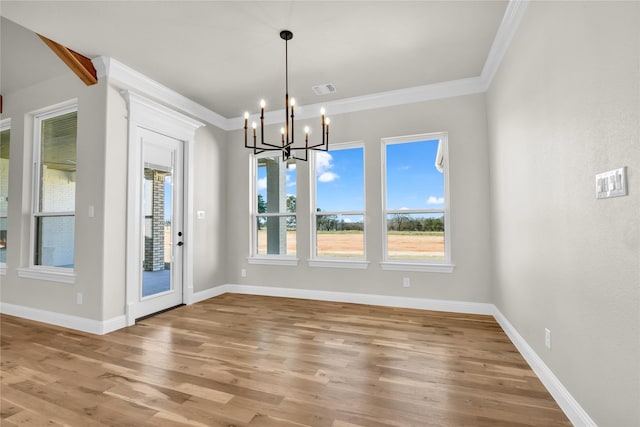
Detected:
[123,91,204,326]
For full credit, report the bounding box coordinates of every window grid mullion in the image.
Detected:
[314,210,364,217]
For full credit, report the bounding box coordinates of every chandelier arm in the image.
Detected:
[307,141,328,149]
[255,146,285,153]
[290,147,308,161]
[257,141,285,149]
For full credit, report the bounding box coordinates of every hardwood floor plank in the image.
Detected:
[0,294,571,426]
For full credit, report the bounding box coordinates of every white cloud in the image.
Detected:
[316,152,339,182]
[287,163,297,171]
[427,196,444,205]
[343,218,353,223]
[318,172,339,183]
[257,177,267,190]
[399,207,410,210]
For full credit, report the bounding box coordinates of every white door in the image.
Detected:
[134,129,184,319]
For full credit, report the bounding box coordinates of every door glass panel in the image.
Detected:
[142,165,173,297]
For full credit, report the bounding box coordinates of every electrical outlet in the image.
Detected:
[403,277,410,288]
[545,328,551,349]
[77,292,83,305]
[241,269,247,278]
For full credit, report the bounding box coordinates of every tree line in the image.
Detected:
[257,195,444,232]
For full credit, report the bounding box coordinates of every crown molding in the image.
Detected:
[93,0,528,132]
[480,0,530,89]
[92,56,230,130]
[229,76,486,130]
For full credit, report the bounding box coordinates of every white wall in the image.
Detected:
[226,94,493,303]
[101,84,129,320]
[1,72,110,320]
[192,124,228,293]
[486,2,640,425]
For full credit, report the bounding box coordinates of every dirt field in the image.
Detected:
[257,231,444,259]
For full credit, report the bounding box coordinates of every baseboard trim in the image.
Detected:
[0,302,127,335]
[208,284,493,315]
[187,285,231,304]
[492,306,597,427]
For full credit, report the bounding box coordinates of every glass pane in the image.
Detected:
[386,139,443,210]
[40,111,77,212]
[35,215,75,267]
[1,128,9,263]
[387,213,444,260]
[142,168,172,297]
[316,148,364,212]
[316,214,364,258]
[256,216,296,256]
[257,156,296,213]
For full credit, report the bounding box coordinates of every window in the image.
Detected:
[0,120,10,270]
[32,106,77,269]
[382,133,453,272]
[310,143,367,267]
[251,154,297,262]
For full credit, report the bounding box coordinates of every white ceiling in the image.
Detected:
[1,1,508,119]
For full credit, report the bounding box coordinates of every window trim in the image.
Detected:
[309,140,367,267]
[29,103,78,274]
[249,152,299,264]
[0,118,10,275]
[380,132,454,272]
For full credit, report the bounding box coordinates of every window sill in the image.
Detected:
[307,259,369,269]
[247,257,299,267]
[17,267,76,284]
[380,262,455,273]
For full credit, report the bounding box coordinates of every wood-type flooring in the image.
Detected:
[0,293,571,426]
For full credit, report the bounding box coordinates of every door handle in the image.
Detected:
[177,241,184,247]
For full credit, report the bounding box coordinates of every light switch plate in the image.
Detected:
[596,167,627,199]
[197,210,206,219]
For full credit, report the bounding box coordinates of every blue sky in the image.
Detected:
[384,139,444,210]
[256,139,444,213]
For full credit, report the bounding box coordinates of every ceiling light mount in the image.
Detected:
[244,29,329,161]
[280,30,293,41]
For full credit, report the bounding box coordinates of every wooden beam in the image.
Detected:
[37,34,97,86]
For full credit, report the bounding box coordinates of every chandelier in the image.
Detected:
[244,30,329,161]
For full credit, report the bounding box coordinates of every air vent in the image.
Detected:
[312,83,337,95]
